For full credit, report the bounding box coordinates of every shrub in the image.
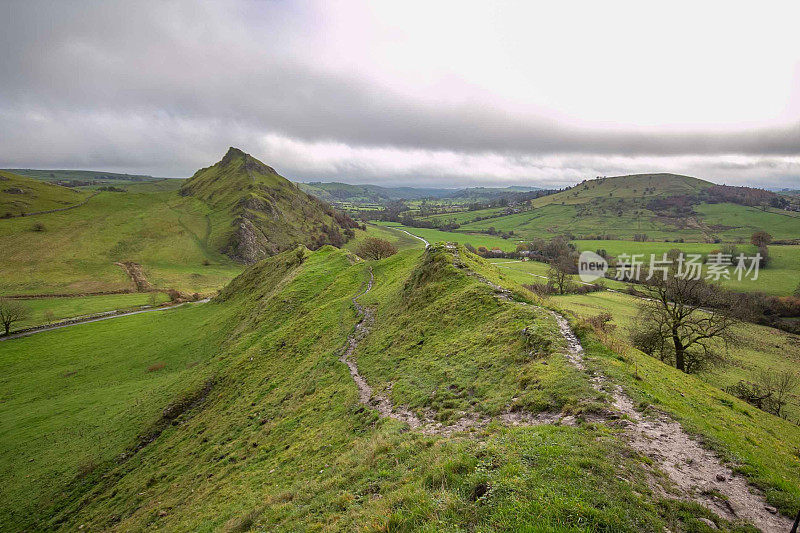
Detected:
[521,326,552,357]
[31,222,45,232]
[354,237,397,260]
[522,282,555,296]
[750,231,772,247]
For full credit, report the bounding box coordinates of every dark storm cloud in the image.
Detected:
[0,1,798,186]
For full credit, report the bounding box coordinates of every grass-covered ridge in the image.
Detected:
[180,147,358,263]
[355,244,598,422]
[3,243,797,531]
[0,245,731,531]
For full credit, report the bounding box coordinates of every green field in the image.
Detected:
[381,225,799,296]
[457,202,800,242]
[0,300,224,529]
[343,222,422,253]
[0,180,243,295]
[410,174,800,243]
[0,170,89,216]
[10,292,172,330]
[378,222,521,251]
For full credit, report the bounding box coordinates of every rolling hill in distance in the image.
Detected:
[414,173,800,242]
[0,170,90,217]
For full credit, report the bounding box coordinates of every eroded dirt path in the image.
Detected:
[549,304,792,530]
[114,261,153,292]
[339,267,423,429]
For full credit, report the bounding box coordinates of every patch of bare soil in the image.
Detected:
[114,261,153,292]
[611,393,792,532]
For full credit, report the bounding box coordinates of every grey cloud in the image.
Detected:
[0,1,799,187]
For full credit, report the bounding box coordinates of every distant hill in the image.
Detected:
[439,173,800,242]
[537,173,713,206]
[298,182,454,202]
[298,182,543,204]
[181,148,358,263]
[446,185,542,199]
[3,169,157,185]
[0,170,89,217]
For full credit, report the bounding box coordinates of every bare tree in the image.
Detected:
[750,231,772,248]
[354,237,398,260]
[757,370,799,418]
[632,274,737,373]
[547,254,574,295]
[726,370,799,418]
[0,298,29,335]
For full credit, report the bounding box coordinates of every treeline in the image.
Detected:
[647,184,793,214]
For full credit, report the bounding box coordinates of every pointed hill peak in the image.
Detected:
[217,147,277,175]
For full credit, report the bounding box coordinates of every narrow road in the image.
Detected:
[389,226,430,248]
[0,299,210,341]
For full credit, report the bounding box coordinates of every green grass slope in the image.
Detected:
[181,148,358,263]
[0,170,89,216]
[539,173,713,206]
[0,300,226,530]
[4,244,799,530]
[0,180,242,295]
[0,246,694,531]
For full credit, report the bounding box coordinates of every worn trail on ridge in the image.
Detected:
[349,233,792,531]
[455,242,792,532]
[338,261,577,437]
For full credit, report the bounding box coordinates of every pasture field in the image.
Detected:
[457,203,707,242]
[378,222,521,251]
[573,241,800,296]
[0,170,89,216]
[412,174,800,242]
[343,222,422,252]
[10,292,172,330]
[411,206,507,225]
[0,180,243,295]
[695,203,800,241]
[0,301,224,529]
[457,202,800,242]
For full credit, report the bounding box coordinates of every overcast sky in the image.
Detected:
[1,1,799,188]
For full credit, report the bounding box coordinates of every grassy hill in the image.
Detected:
[181,148,358,263]
[0,180,242,295]
[0,170,89,217]
[0,149,363,296]
[421,173,800,242]
[2,244,799,530]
